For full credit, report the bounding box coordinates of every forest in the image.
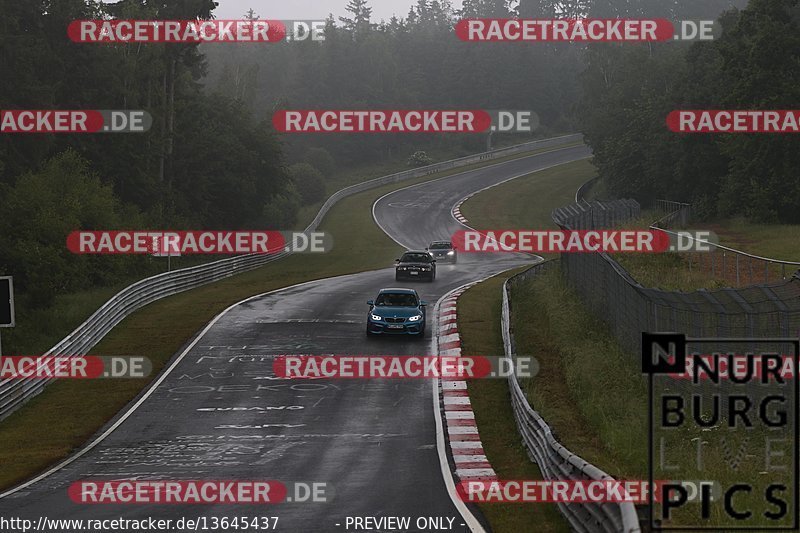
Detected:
[580,0,799,222]
[0,0,766,313]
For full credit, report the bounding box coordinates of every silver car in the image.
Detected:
[426,241,457,263]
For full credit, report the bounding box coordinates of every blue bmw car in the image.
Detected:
[366,288,427,337]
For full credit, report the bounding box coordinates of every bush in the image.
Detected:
[304,147,336,177]
[288,163,326,206]
[0,150,137,307]
[262,185,300,228]
[407,151,433,167]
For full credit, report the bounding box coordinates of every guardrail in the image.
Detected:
[650,200,800,286]
[553,198,641,231]
[574,176,599,203]
[502,261,640,533]
[553,195,800,414]
[0,133,583,421]
[574,183,800,287]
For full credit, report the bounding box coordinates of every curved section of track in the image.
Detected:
[0,144,591,532]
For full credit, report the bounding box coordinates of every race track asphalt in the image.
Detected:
[0,143,591,532]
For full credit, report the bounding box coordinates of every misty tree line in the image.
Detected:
[204,0,749,205]
[0,0,294,307]
[580,0,799,222]
[203,0,584,169]
[0,0,755,310]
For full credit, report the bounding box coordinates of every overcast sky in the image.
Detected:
[213,0,464,22]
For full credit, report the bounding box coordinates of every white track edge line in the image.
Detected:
[2,139,582,501]
[430,281,486,533]
[373,144,587,249]
[448,155,592,230]
[0,278,325,499]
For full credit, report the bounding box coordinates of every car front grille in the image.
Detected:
[385,317,405,323]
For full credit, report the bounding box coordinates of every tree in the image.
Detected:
[262,187,300,229]
[0,150,138,307]
[459,0,511,17]
[408,151,434,167]
[715,0,800,222]
[304,147,337,176]
[579,0,800,223]
[288,163,327,205]
[339,0,374,38]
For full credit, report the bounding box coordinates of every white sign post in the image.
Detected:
[0,276,15,358]
[151,236,181,271]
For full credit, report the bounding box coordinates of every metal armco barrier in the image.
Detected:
[574,176,599,203]
[502,262,641,533]
[0,133,583,421]
[551,197,800,361]
[650,199,800,286]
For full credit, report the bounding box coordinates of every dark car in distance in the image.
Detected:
[426,241,457,263]
[366,288,427,337]
[395,250,436,281]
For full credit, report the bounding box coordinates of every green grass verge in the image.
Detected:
[459,158,594,263]
[441,159,649,478]
[449,158,598,531]
[615,251,730,292]
[461,165,795,527]
[459,158,594,231]
[513,266,647,478]
[0,140,581,492]
[577,177,799,263]
[611,214,729,292]
[581,176,607,201]
[706,217,800,262]
[614,214,800,292]
[458,270,570,533]
[458,158,648,463]
[517,265,792,528]
[296,140,584,229]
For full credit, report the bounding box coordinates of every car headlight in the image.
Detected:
[408,315,422,322]
[422,266,431,271]
[447,251,454,255]
[370,314,382,321]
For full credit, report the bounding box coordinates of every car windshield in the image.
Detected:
[400,253,431,263]
[429,243,451,250]
[375,293,418,307]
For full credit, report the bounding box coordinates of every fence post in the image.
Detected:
[722,252,726,279]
